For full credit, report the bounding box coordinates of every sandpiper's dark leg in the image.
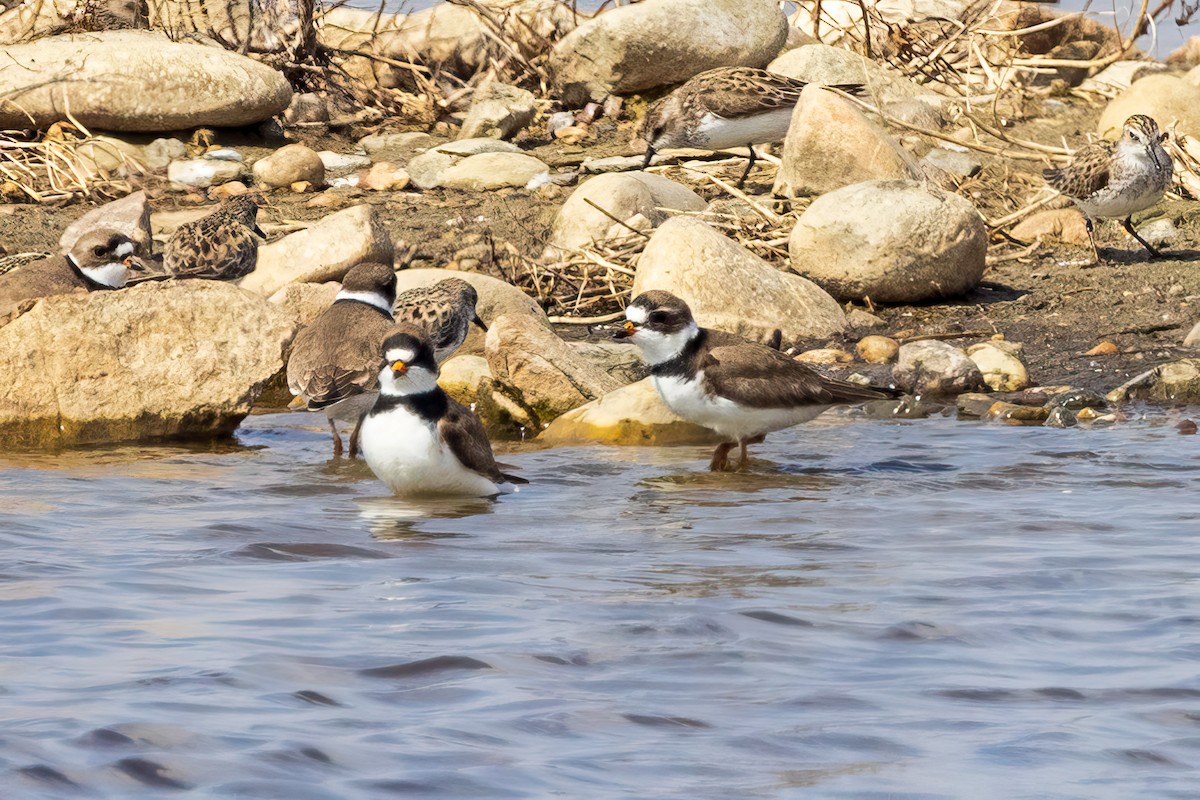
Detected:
[1122,216,1163,259]
[1083,216,1099,266]
[767,329,783,351]
[329,419,343,458]
[736,145,757,189]
[348,416,364,460]
[709,442,736,472]
[641,145,656,170]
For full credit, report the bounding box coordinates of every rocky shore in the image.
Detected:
[2,0,1200,448]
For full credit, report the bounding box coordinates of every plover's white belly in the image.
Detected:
[1077,182,1167,219]
[694,108,795,150]
[655,373,830,440]
[360,408,500,497]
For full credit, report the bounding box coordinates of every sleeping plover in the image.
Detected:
[0,229,143,322]
[640,66,863,187]
[1043,114,1173,263]
[613,290,898,471]
[163,195,265,280]
[393,278,487,363]
[359,325,527,497]
[287,262,397,457]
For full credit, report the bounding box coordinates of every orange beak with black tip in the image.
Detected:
[122,254,146,272]
[391,360,408,376]
[611,320,637,340]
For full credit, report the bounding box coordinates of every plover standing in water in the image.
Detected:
[359,326,526,497]
[162,195,265,280]
[639,67,863,187]
[287,262,398,458]
[1043,114,1173,263]
[613,291,898,471]
[0,229,143,321]
[393,278,487,363]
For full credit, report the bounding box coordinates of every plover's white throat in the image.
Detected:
[0,229,143,322]
[287,262,398,458]
[393,278,488,364]
[640,66,864,187]
[359,326,527,497]
[1043,114,1173,262]
[613,290,898,471]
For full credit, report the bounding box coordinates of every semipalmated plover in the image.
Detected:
[163,195,265,280]
[287,262,397,457]
[393,278,487,363]
[1043,114,1173,263]
[359,325,527,497]
[0,229,143,322]
[613,290,898,471]
[640,66,863,186]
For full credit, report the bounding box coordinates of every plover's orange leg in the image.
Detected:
[709,442,736,472]
[736,434,766,469]
[329,419,344,458]
[348,416,364,460]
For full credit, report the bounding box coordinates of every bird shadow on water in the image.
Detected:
[356,494,497,541]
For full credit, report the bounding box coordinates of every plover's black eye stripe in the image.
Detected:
[648,310,669,324]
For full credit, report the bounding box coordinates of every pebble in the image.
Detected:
[1185,321,1200,347]
[846,308,887,330]
[436,138,521,157]
[920,148,982,178]
[856,335,899,364]
[358,162,411,191]
[1136,218,1177,247]
[966,342,1029,392]
[318,151,372,176]
[143,137,186,170]
[204,148,243,162]
[1085,341,1119,356]
[167,158,243,190]
[1178,419,1198,435]
[209,180,249,200]
[252,143,325,189]
[581,154,670,174]
[984,402,1050,424]
[1046,387,1107,410]
[547,111,576,137]
[796,348,852,365]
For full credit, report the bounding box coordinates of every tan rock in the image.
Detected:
[539,377,721,446]
[796,348,852,364]
[268,281,341,328]
[543,172,706,257]
[1085,341,1119,356]
[857,335,899,363]
[1098,75,1200,139]
[1010,208,1090,246]
[438,354,493,406]
[773,84,920,198]
[253,144,326,189]
[967,342,1029,392]
[1127,358,1200,403]
[0,282,296,448]
[634,217,846,344]
[1169,36,1200,67]
[211,181,251,200]
[358,162,411,191]
[75,136,146,177]
[485,313,622,425]
[0,31,291,131]
[549,0,787,105]
[59,191,152,256]
[459,82,538,140]
[439,152,550,191]
[788,179,987,303]
[242,205,394,295]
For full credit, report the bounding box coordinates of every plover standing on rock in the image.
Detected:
[287,262,398,458]
[639,67,863,187]
[393,278,487,363]
[613,291,898,471]
[360,326,526,497]
[1043,114,1173,263]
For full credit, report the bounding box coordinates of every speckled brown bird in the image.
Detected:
[640,67,863,186]
[287,262,398,458]
[163,195,264,280]
[392,278,486,363]
[1043,114,1173,262]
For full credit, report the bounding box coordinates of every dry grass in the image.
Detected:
[0,120,140,204]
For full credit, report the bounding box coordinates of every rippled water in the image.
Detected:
[4,411,1200,798]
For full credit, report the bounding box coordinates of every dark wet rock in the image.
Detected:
[114,757,191,790]
[984,402,1051,424]
[1119,359,1200,404]
[955,392,996,419]
[893,341,987,396]
[1043,406,1078,428]
[1046,387,1108,410]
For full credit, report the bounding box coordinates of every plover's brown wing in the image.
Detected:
[1043,141,1113,199]
[287,307,391,409]
[686,66,861,119]
[164,219,257,280]
[702,336,897,409]
[438,398,527,484]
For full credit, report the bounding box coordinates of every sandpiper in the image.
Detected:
[393,278,487,363]
[162,195,265,280]
[287,262,397,458]
[359,325,526,497]
[639,66,863,187]
[0,229,143,321]
[613,290,898,471]
[1043,114,1173,263]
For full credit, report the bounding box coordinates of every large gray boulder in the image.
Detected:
[789,180,987,303]
[0,282,296,448]
[0,31,292,131]
[773,84,920,198]
[549,0,787,105]
[544,172,706,258]
[767,44,929,105]
[634,217,845,344]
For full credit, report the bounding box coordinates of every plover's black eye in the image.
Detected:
[648,310,669,325]
[93,245,106,257]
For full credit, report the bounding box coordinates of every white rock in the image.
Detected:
[967,342,1029,392]
[439,152,549,191]
[549,0,787,104]
[893,340,986,395]
[168,158,244,190]
[436,138,522,156]
[0,31,291,131]
[318,151,373,176]
[252,144,326,189]
[544,172,706,257]
[634,217,846,344]
[143,138,187,170]
[789,179,987,303]
[241,205,394,295]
